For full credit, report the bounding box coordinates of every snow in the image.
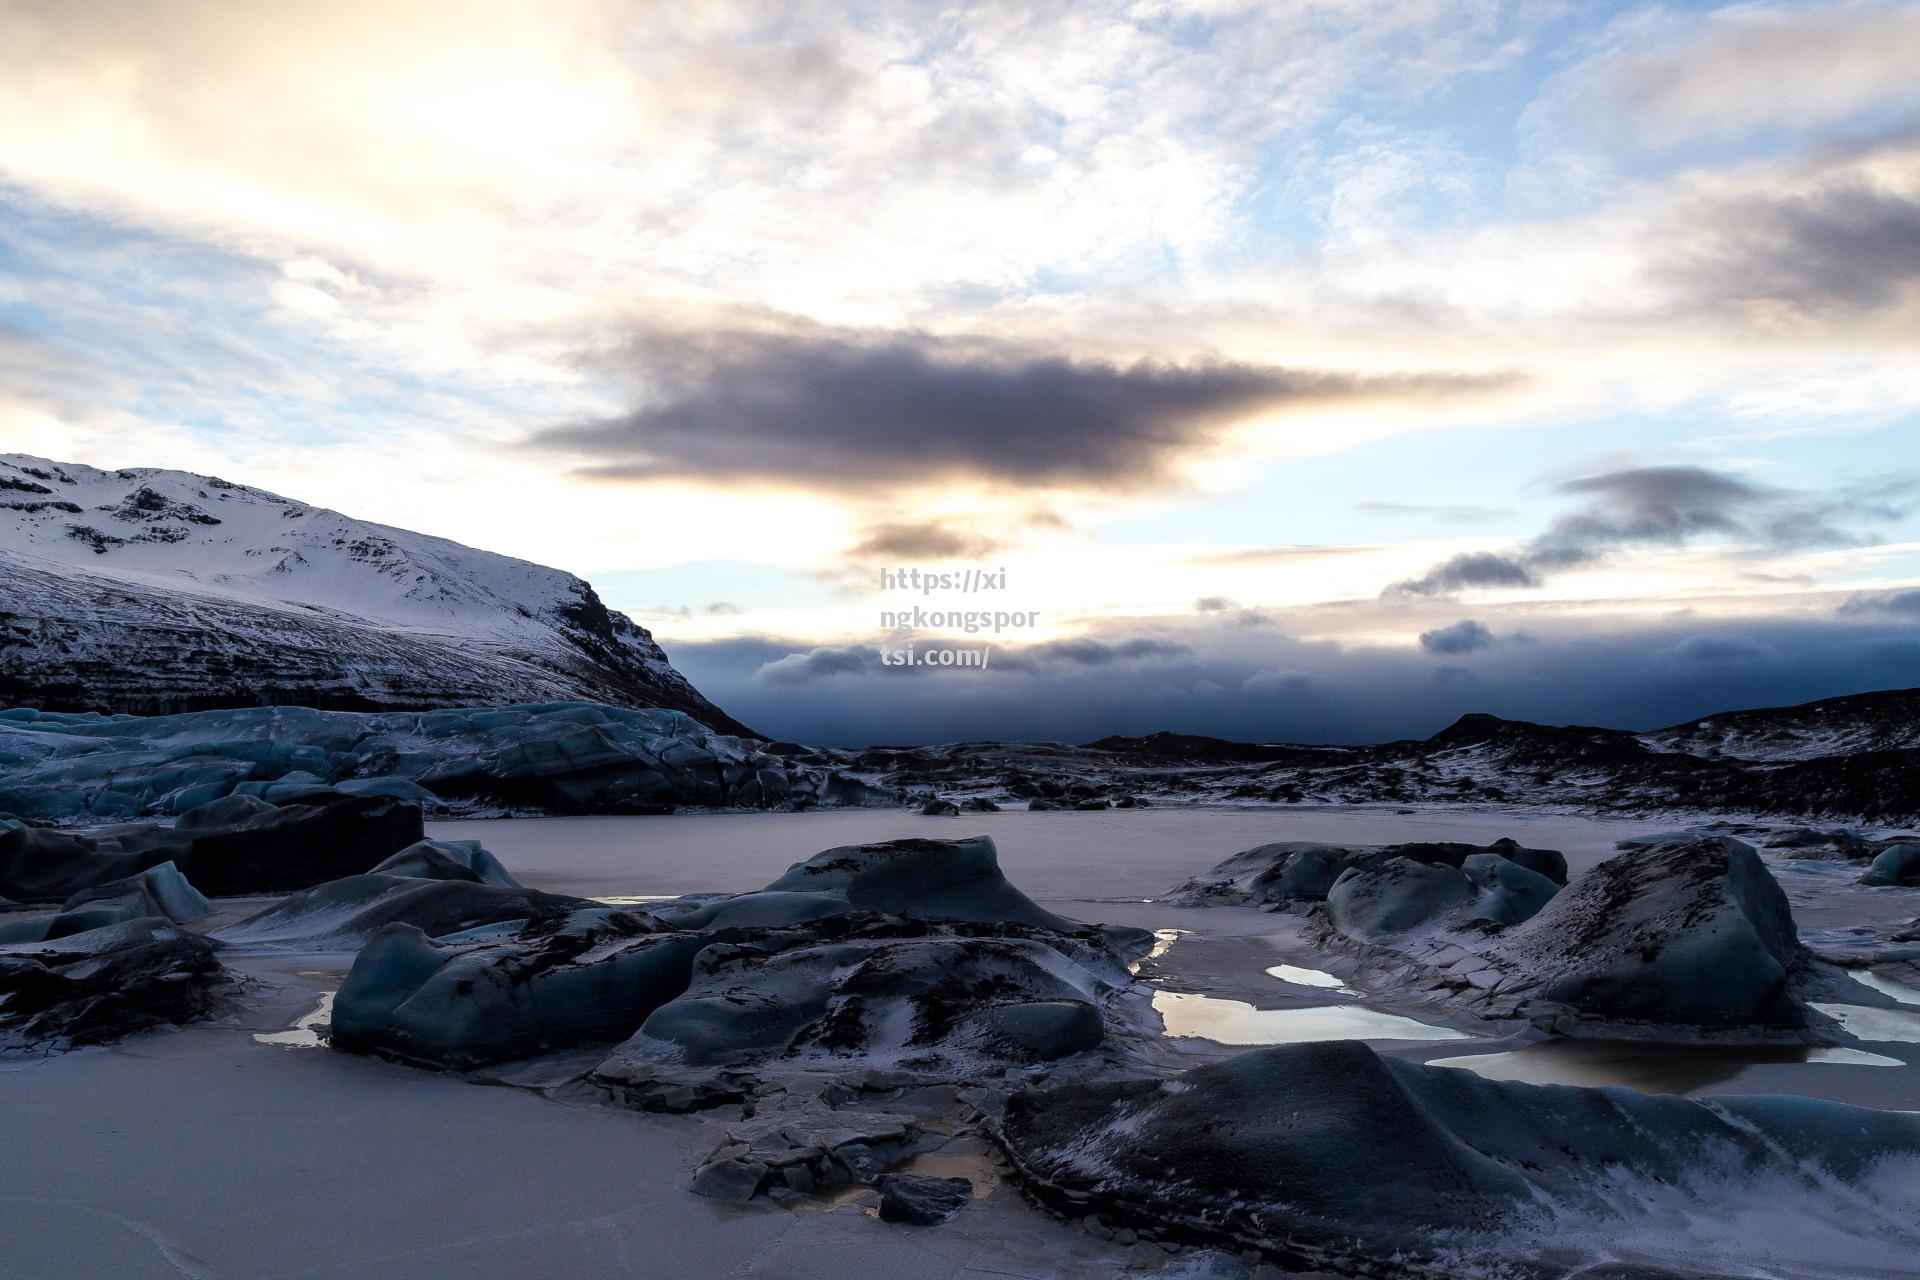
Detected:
[0,454,736,728]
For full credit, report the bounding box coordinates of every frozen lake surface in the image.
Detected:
[5,804,1918,1278]
[427,804,1657,901]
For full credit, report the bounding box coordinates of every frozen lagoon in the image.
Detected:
[5,804,1920,1279]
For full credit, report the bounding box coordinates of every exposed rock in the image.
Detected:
[773,688,1920,824]
[689,1092,926,1202]
[1,917,232,1052]
[0,794,423,900]
[877,1173,971,1225]
[998,1040,1920,1278]
[919,798,960,816]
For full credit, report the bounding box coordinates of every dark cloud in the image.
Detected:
[1418,619,1494,655]
[663,615,1920,746]
[848,522,1003,560]
[991,637,1192,671]
[534,323,1518,491]
[1388,465,1917,597]
[1388,551,1539,596]
[1665,633,1776,665]
[1526,465,1775,571]
[1240,668,1333,698]
[1840,588,1920,617]
[752,634,1191,685]
[1668,181,1920,316]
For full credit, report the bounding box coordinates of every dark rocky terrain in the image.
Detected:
[803,685,1920,823]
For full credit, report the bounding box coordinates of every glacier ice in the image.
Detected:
[0,792,422,900]
[0,701,885,821]
[997,1039,1920,1279]
[326,835,1145,1078]
[1,916,232,1053]
[1169,835,1565,907]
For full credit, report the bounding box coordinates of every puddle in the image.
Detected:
[1432,1039,1904,1094]
[1265,964,1358,995]
[1153,990,1469,1046]
[1814,1003,1920,1044]
[253,992,334,1049]
[1851,971,1920,1007]
[591,895,678,907]
[1130,928,1186,975]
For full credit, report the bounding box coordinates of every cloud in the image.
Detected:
[1418,619,1494,655]
[1528,466,1781,569]
[664,612,1920,746]
[535,323,1513,493]
[1549,2,1920,149]
[1194,595,1238,612]
[1240,668,1332,699]
[752,633,1192,686]
[755,644,883,684]
[1839,588,1920,616]
[1664,180,1920,317]
[1665,633,1777,666]
[1389,465,1917,597]
[1388,552,1539,597]
[848,521,1003,560]
[1355,500,1500,522]
[1191,543,1386,565]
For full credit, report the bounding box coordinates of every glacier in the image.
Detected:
[0,701,886,821]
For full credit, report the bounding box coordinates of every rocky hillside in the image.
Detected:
[802,686,1920,823]
[0,455,752,735]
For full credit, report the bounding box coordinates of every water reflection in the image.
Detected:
[1265,964,1358,995]
[253,991,334,1049]
[1153,990,1469,1045]
[1851,971,1920,1007]
[1432,1039,1902,1094]
[1814,1003,1920,1044]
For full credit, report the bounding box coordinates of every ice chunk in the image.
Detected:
[999,1040,1920,1278]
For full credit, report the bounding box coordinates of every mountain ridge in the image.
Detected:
[0,454,753,736]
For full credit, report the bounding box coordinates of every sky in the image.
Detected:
[1,0,1917,745]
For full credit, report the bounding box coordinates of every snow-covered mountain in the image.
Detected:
[0,454,753,735]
